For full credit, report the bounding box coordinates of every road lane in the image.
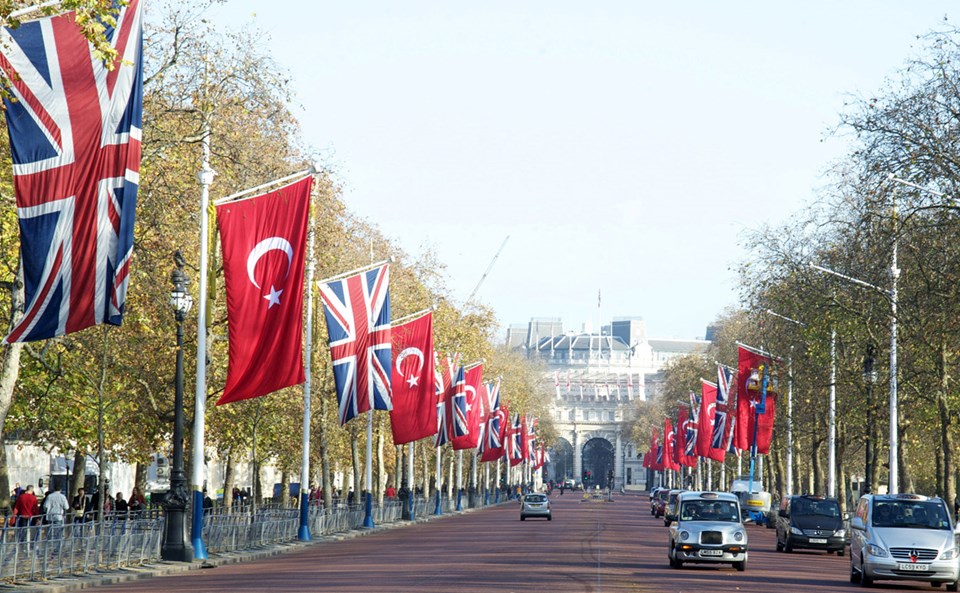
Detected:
[80,492,932,593]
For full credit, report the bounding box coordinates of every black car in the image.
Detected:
[775,494,846,555]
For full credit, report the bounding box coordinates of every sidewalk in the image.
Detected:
[12,503,501,593]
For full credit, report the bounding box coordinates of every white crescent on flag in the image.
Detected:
[396,347,425,388]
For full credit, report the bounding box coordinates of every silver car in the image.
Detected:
[849,493,959,590]
[520,493,552,521]
[667,491,748,571]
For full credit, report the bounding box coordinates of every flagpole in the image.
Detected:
[392,307,433,326]
[495,458,501,502]
[456,450,463,511]
[190,119,215,560]
[317,259,392,286]
[298,194,316,541]
[212,167,315,205]
[406,440,415,520]
[434,446,443,515]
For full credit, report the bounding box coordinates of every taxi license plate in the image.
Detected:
[700,549,723,557]
[746,500,763,506]
[809,538,827,544]
[898,563,929,572]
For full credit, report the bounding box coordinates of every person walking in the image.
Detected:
[13,485,38,541]
[42,488,69,537]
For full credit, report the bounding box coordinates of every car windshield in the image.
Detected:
[525,495,546,503]
[680,500,740,522]
[872,500,951,530]
[791,498,840,517]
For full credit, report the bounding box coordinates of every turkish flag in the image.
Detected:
[216,176,311,405]
[388,313,436,445]
[663,418,679,471]
[452,364,484,450]
[696,380,718,457]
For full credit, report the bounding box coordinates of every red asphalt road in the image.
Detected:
[83,492,936,593]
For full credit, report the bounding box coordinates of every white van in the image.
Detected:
[849,493,959,590]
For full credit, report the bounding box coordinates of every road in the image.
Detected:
[82,492,932,593]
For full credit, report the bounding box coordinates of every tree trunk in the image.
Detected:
[376,427,384,504]
[811,434,824,496]
[0,264,25,512]
[938,342,955,508]
[351,437,361,505]
[70,451,86,499]
[223,451,235,511]
[134,461,148,499]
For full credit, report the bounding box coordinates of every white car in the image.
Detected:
[667,491,748,571]
[849,493,959,590]
[520,493,552,520]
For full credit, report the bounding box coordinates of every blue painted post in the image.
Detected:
[434,489,442,515]
[363,491,375,528]
[456,488,462,511]
[298,491,311,541]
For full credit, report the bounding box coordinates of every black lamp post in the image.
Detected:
[863,344,878,494]
[161,252,194,562]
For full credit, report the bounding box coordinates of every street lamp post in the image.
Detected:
[863,344,878,493]
[162,252,194,562]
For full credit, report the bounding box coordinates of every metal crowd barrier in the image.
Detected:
[0,494,508,583]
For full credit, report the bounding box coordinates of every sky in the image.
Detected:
[204,1,957,340]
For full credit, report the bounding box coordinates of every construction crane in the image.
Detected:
[465,235,509,305]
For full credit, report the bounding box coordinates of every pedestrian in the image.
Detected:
[114,492,128,517]
[72,488,86,522]
[129,487,146,514]
[385,484,397,498]
[13,484,37,540]
[202,489,214,513]
[42,488,69,536]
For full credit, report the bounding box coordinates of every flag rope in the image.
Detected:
[317,258,393,285]
[392,307,434,326]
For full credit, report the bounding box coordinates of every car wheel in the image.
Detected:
[837,548,845,557]
[520,516,525,521]
[947,580,959,592]
[784,539,793,553]
[775,536,783,552]
[849,559,860,584]
[860,561,873,587]
[547,516,552,521]
[734,561,746,572]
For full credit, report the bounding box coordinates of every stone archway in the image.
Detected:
[581,437,615,489]
[548,438,573,483]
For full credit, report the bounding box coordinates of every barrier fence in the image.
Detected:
[0,491,510,583]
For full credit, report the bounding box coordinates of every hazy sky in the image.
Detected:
[206,1,956,340]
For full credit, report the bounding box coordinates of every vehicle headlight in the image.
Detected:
[734,531,744,542]
[679,530,689,541]
[941,548,959,561]
[790,526,803,535]
[866,543,889,558]
[833,529,845,538]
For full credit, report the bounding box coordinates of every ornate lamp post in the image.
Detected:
[863,344,878,494]
[162,252,194,562]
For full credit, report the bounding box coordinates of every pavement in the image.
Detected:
[6,503,497,593]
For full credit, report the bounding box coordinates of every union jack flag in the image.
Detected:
[508,414,524,463]
[683,414,697,457]
[319,264,392,425]
[486,379,500,412]
[1,2,143,343]
[434,352,456,447]
[484,407,505,450]
[717,364,733,405]
[450,365,468,437]
[711,409,727,450]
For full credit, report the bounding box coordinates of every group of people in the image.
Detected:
[8,483,149,530]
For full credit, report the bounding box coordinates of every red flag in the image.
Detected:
[696,380,718,457]
[389,313,436,444]
[645,429,660,469]
[452,364,484,450]
[480,404,507,462]
[663,418,679,471]
[735,345,778,453]
[216,176,312,405]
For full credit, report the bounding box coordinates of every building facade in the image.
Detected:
[510,316,710,490]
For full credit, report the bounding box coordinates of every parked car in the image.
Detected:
[775,494,846,555]
[653,488,670,518]
[520,493,552,521]
[667,491,748,571]
[664,489,684,526]
[563,478,576,490]
[849,493,959,590]
[649,487,662,515]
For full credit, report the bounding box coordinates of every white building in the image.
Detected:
[509,316,710,490]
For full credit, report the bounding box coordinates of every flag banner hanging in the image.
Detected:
[525,416,538,463]
[696,380,717,458]
[389,312,436,445]
[676,407,698,467]
[1,1,144,343]
[452,364,484,450]
[644,429,660,470]
[707,409,728,462]
[508,414,525,467]
[735,344,778,453]
[319,263,393,424]
[216,176,312,405]
[663,418,679,471]
[480,403,507,462]
[434,352,456,447]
